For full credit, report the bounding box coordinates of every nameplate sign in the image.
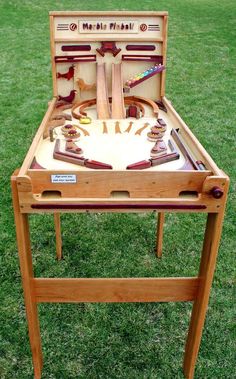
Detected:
[79,20,139,34]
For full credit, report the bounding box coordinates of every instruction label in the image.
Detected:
[51,174,77,183]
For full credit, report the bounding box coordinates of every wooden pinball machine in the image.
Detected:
[11,11,229,379]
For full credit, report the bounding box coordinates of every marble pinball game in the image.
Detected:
[12,12,229,379]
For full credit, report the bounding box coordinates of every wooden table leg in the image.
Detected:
[183,210,226,378]
[156,212,164,258]
[11,175,43,379]
[54,213,62,260]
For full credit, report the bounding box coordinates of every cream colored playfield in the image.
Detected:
[12,11,229,379]
[35,108,187,171]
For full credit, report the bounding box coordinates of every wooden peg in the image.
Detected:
[76,125,90,137]
[49,128,54,142]
[115,121,121,134]
[103,121,108,134]
[125,121,134,133]
[43,118,66,139]
[135,122,150,136]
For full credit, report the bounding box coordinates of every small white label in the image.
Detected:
[51,174,77,183]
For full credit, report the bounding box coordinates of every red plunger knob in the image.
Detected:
[211,186,224,199]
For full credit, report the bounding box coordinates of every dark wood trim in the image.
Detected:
[171,129,198,170]
[126,45,156,51]
[55,55,96,63]
[31,203,207,210]
[122,54,163,63]
[61,45,91,51]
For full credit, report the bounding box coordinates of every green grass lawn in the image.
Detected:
[0,0,235,378]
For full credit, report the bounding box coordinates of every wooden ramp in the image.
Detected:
[111,63,126,119]
[96,63,110,119]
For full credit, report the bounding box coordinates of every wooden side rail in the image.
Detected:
[33,277,200,303]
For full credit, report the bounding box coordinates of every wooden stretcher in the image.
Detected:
[12,11,229,379]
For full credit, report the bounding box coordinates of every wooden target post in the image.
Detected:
[12,11,229,379]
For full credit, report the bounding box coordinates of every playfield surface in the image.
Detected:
[0,1,235,378]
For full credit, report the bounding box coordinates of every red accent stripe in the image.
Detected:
[126,45,155,51]
[55,55,96,63]
[61,45,91,52]
[31,204,206,210]
[122,55,163,63]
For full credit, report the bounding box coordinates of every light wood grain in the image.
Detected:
[160,15,168,97]
[19,98,57,176]
[163,97,222,175]
[49,11,168,16]
[183,180,229,378]
[54,213,62,260]
[49,16,57,97]
[11,174,43,379]
[96,63,111,119]
[34,277,199,303]
[26,170,210,199]
[54,37,164,43]
[156,212,164,257]
[111,63,126,119]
